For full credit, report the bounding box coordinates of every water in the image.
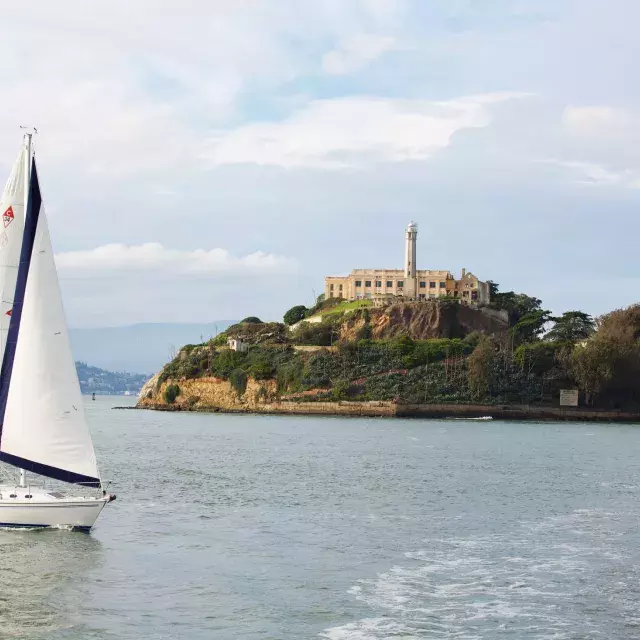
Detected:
[1,397,640,639]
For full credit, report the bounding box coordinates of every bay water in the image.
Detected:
[1,396,639,639]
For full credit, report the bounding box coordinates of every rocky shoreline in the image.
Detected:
[136,390,640,423]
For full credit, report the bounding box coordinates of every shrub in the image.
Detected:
[229,368,248,396]
[467,337,498,400]
[210,349,247,379]
[277,357,305,393]
[399,338,469,369]
[292,319,337,346]
[163,384,180,404]
[211,332,228,346]
[331,380,349,401]
[241,316,263,324]
[246,357,275,380]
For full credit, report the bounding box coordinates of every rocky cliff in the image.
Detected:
[339,302,508,342]
[138,374,279,411]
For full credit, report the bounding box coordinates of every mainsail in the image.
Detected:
[0,152,100,487]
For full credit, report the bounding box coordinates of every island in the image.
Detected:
[136,289,640,421]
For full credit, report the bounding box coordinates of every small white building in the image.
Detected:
[227,338,249,353]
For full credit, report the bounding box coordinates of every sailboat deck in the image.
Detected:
[0,487,104,503]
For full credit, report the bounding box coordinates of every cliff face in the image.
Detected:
[339,302,508,342]
[138,375,279,411]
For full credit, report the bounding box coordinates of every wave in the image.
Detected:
[321,508,640,639]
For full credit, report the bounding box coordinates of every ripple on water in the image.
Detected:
[322,508,640,639]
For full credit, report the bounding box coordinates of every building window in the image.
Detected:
[429,281,436,288]
[472,291,478,300]
[419,294,426,300]
[365,281,372,287]
[397,281,404,288]
[339,284,343,289]
[463,291,469,297]
[365,293,372,299]
[386,281,392,288]
[439,281,446,288]
[419,281,426,288]
[330,284,334,290]
[375,281,382,287]
[355,280,362,287]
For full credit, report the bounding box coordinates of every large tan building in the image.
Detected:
[324,223,490,306]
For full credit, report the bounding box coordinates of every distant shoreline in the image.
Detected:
[133,400,640,423]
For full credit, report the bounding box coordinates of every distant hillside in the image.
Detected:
[76,362,148,396]
[70,321,234,373]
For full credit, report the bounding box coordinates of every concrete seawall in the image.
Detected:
[138,399,640,422]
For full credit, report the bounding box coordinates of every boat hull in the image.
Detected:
[0,499,107,531]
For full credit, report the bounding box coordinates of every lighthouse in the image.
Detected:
[404,221,418,298]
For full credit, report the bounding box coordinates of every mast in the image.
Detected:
[18,132,31,488]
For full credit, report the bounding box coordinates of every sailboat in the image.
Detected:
[0,133,115,531]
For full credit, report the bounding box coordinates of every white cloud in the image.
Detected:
[202,92,526,169]
[562,105,634,139]
[55,243,296,278]
[322,34,396,75]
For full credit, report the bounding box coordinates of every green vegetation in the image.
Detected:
[155,287,640,411]
[547,311,595,343]
[283,305,309,326]
[229,369,248,396]
[163,384,180,404]
[306,299,373,319]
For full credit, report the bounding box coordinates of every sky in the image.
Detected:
[0,0,637,327]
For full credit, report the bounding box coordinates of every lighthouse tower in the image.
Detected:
[404,221,418,298]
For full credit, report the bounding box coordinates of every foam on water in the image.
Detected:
[322,508,640,639]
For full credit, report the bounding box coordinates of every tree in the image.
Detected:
[241,316,263,324]
[491,291,543,326]
[511,309,553,343]
[546,311,595,343]
[488,280,499,298]
[566,304,640,407]
[283,305,309,326]
[568,339,616,405]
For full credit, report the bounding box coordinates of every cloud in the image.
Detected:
[562,105,634,138]
[542,159,640,188]
[55,243,296,278]
[202,92,526,169]
[322,34,396,75]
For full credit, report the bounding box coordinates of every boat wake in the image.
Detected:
[321,509,640,639]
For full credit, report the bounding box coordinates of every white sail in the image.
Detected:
[0,143,27,364]
[0,161,100,485]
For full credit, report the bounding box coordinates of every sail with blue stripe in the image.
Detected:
[0,140,100,487]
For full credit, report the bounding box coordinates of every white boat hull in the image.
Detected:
[0,492,108,531]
